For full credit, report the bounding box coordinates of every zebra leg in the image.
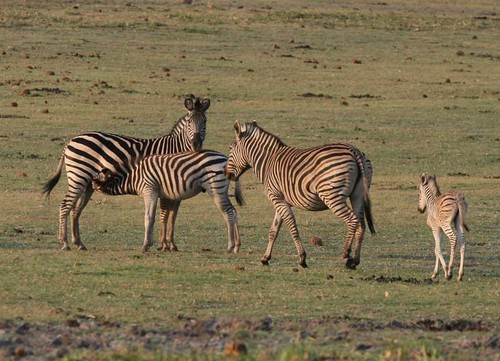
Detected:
[158,200,168,251]
[318,191,359,269]
[455,222,465,281]
[166,200,180,252]
[205,181,241,254]
[456,222,466,281]
[443,224,457,280]
[159,199,180,251]
[272,201,307,268]
[57,191,83,251]
[262,211,283,265]
[69,184,93,251]
[431,227,448,279]
[348,182,366,267]
[57,197,73,250]
[142,190,159,253]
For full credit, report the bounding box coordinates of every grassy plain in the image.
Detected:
[0,0,499,360]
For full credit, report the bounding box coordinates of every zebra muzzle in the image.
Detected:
[224,167,237,181]
[192,133,202,151]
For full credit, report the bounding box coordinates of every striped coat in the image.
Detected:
[224,121,375,268]
[418,173,468,281]
[43,96,210,251]
[92,150,244,253]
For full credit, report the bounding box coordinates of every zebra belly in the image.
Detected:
[158,185,202,201]
[284,194,328,211]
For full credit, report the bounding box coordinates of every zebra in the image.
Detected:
[224,121,375,269]
[91,150,245,254]
[418,173,469,281]
[43,96,210,251]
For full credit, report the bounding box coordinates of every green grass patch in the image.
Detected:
[0,0,498,360]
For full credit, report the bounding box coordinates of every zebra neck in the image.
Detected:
[141,132,192,156]
[424,189,438,211]
[250,144,288,184]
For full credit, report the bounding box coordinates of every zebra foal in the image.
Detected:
[43,96,210,251]
[418,173,469,281]
[92,150,245,254]
[224,121,375,269]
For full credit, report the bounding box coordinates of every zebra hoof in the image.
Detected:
[345,258,357,270]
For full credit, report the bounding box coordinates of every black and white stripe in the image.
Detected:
[92,150,244,253]
[418,173,468,281]
[43,96,210,251]
[224,121,375,269]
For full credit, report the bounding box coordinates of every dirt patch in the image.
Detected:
[1,316,498,360]
[361,274,435,284]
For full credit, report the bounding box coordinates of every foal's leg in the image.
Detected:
[159,199,180,251]
[431,227,448,279]
[142,189,159,253]
[456,221,466,281]
[442,223,457,280]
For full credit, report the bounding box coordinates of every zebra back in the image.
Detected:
[42,96,210,197]
[93,150,245,206]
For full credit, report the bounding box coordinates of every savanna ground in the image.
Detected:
[0,0,499,360]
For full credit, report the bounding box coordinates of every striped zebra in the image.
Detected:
[91,150,245,253]
[43,96,210,251]
[224,121,375,269]
[418,173,469,281]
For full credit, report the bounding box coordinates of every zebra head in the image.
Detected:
[92,168,120,195]
[183,96,210,151]
[224,121,254,181]
[418,173,438,213]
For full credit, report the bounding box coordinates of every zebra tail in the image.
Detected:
[353,148,376,235]
[363,180,376,235]
[234,179,245,207]
[458,198,470,232]
[42,154,65,197]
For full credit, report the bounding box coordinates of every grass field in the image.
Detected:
[0,0,499,360]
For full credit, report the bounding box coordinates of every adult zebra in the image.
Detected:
[224,121,375,269]
[43,96,210,251]
[91,150,245,254]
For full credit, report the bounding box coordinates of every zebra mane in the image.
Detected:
[169,112,191,136]
[423,174,441,197]
[250,122,287,147]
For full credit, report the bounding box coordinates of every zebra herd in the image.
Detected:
[43,95,469,281]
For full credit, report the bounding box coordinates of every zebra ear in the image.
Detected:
[185,97,195,111]
[420,173,428,185]
[234,121,243,138]
[200,98,210,111]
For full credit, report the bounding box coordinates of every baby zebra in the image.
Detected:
[92,150,244,254]
[418,173,469,281]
